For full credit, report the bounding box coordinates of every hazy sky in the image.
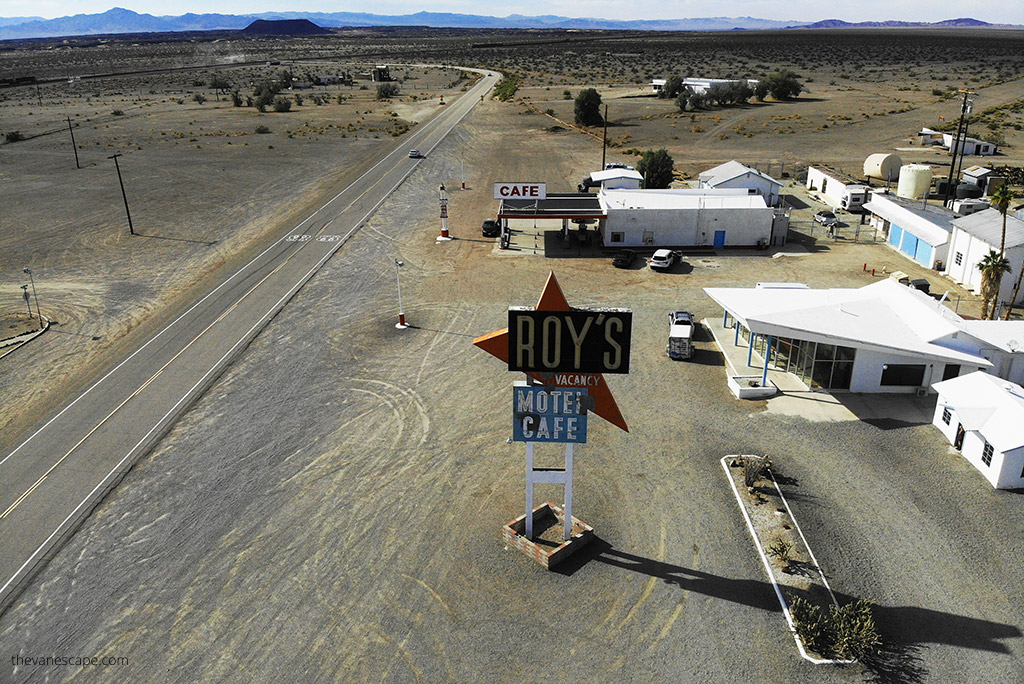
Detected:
[4,1,1023,24]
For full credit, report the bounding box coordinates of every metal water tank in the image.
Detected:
[897,164,933,199]
[864,153,903,181]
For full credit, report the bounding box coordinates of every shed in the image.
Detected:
[863,191,953,269]
[699,161,782,206]
[589,168,643,190]
[931,371,1024,489]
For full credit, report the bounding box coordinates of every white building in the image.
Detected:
[589,168,643,190]
[944,209,1024,309]
[805,166,871,211]
[864,190,953,270]
[699,161,782,206]
[683,77,759,95]
[599,188,788,248]
[943,133,997,157]
[651,78,667,93]
[705,279,1024,394]
[932,371,1024,489]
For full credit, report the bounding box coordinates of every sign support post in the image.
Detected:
[437,184,452,241]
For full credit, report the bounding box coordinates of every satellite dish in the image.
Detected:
[1008,339,1020,352]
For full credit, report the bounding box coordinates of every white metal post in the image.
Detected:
[525,442,535,539]
[437,183,451,241]
[394,259,407,329]
[563,442,574,540]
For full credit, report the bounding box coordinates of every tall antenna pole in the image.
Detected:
[67,116,80,169]
[108,153,135,235]
[601,104,608,170]
[942,91,970,208]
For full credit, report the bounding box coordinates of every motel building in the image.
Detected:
[931,371,1024,489]
[704,279,1024,394]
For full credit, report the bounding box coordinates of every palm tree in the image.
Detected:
[978,250,1011,320]
[990,183,1014,254]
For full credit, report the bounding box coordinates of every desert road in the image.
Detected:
[0,67,500,614]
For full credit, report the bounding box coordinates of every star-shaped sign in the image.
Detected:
[474,272,628,432]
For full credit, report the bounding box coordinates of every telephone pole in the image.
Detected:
[108,153,135,235]
[67,116,80,169]
[942,91,974,209]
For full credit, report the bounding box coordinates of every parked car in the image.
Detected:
[649,249,680,271]
[408,149,422,158]
[612,250,637,269]
[813,210,837,226]
[481,219,500,237]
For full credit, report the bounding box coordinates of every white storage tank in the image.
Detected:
[897,164,933,200]
[863,153,903,181]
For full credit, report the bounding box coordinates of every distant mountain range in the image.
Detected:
[0,7,1016,41]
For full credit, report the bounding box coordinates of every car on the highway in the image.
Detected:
[408,149,422,158]
[813,210,838,226]
[481,219,500,237]
[649,249,680,271]
[612,250,637,268]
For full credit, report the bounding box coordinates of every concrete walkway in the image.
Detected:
[704,316,936,425]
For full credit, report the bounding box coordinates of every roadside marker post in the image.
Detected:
[437,184,452,241]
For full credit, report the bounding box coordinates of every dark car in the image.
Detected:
[612,250,637,268]
[481,219,500,237]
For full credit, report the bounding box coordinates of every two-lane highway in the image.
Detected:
[0,68,500,614]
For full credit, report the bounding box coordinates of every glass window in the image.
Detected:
[610,232,624,243]
[815,343,836,361]
[880,364,926,386]
[982,442,993,466]
[831,361,853,390]
[836,345,856,362]
[942,407,951,425]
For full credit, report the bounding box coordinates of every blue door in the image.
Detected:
[714,230,726,248]
[889,224,903,247]
[901,232,918,257]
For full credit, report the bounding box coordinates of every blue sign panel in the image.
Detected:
[513,383,588,443]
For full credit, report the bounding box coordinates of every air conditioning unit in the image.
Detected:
[916,387,929,397]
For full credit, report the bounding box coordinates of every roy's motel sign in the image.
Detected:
[513,383,588,443]
[507,308,632,375]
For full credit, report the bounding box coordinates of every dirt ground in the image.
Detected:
[1,31,1023,682]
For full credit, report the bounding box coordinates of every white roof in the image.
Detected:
[962,165,993,178]
[951,209,1024,250]
[600,188,767,211]
[703,279,992,366]
[863,192,953,246]
[699,160,782,188]
[590,168,644,183]
[932,371,1024,452]
[962,320,1024,353]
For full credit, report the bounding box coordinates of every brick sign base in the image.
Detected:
[502,502,594,570]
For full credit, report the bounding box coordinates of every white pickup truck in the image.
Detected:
[666,311,695,360]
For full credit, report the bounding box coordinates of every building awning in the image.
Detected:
[498,193,606,220]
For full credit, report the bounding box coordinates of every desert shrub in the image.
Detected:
[830,600,882,660]
[293,93,303,106]
[4,130,25,142]
[562,89,572,100]
[273,96,292,113]
[574,88,603,126]
[742,455,773,487]
[230,91,242,107]
[192,93,206,104]
[254,125,271,134]
[766,538,793,563]
[790,597,832,655]
[112,109,124,116]
[637,148,674,189]
[336,93,346,104]
[494,73,522,101]
[376,83,399,99]
[659,75,685,99]
[544,108,554,116]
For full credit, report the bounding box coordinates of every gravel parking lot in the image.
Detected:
[2,81,1023,684]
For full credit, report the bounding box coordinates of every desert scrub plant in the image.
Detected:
[766,538,793,564]
[742,456,772,488]
[254,125,271,134]
[789,596,831,655]
[4,130,25,142]
[830,600,882,659]
[493,73,522,101]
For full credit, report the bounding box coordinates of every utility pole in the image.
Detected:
[108,153,135,235]
[67,116,80,169]
[601,104,608,170]
[23,267,41,322]
[394,259,408,329]
[942,91,973,209]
